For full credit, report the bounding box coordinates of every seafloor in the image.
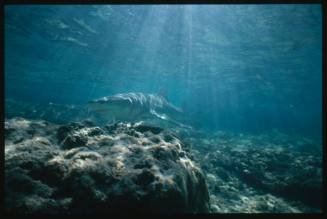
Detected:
[4,100,322,213]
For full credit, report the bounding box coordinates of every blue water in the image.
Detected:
[4,4,322,138]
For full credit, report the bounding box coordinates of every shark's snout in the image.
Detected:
[87,100,108,113]
[87,98,130,113]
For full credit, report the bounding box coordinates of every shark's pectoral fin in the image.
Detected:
[150,109,169,120]
[149,109,192,129]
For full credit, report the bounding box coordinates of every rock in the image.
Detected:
[210,204,220,212]
[5,117,58,145]
[5,118,209,213]
[61,132,88,149]
[192,130,322,211]
[134,123,163,134]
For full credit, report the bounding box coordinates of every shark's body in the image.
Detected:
[87,92,187,126]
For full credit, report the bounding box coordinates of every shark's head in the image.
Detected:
[87,96,134,114]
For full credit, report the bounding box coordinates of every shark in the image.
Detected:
[87,92,190,128]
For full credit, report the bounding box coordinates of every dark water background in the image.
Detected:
[4,5,322,138]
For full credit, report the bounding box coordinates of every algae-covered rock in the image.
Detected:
[5,118,209,213]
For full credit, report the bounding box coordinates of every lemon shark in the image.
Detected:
[87,92,190,127]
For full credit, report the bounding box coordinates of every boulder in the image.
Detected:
[5,118,210,213]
